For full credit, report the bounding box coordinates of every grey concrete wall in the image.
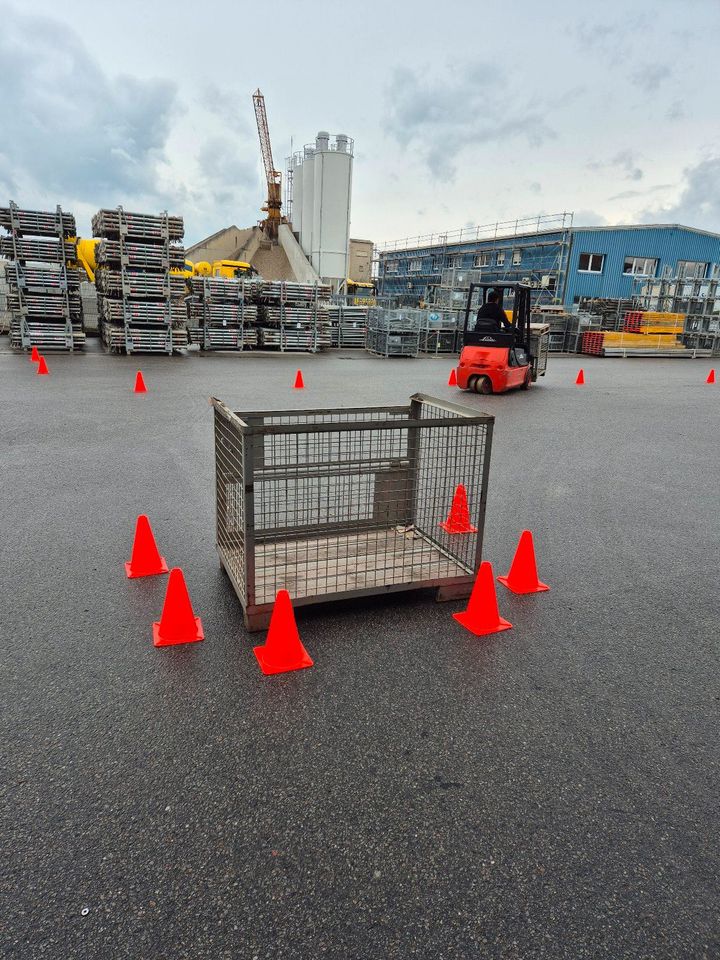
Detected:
[278,224,320,283]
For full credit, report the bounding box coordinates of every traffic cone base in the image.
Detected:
[134,371,147,393]
[253,643,313,675]
[253,590,314,675]
[439,483,477,534]
[294,370,304,389]
[453,609,512,636]
[36,356,49,375]
[497,529,550,594]
[575,369,585,385]
[453,561,512,637]
[153,616,204,647]
[125,514,168,578]
[498,574,549,594]
[30,346,40,362]
[448,368,458,386]
[125,557,168,579]
[152,567,204,646]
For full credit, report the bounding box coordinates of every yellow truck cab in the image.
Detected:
[346,279,377,305]
[211,260,256,279]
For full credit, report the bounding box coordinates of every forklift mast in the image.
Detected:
[462,282,533,354]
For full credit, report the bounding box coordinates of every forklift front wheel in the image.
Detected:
[521,370,532,390]
[474,375,493,395]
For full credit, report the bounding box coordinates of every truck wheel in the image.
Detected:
[475,375,493,395]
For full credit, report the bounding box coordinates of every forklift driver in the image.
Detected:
[474,290,513,333]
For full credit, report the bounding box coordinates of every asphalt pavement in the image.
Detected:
[2,342,718,959]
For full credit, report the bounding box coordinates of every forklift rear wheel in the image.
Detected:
[474,375,493,395]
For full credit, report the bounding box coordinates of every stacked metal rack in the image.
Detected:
[257,280,332,352]
[186,276,260,350]
[93,208,188,354]
[328,301,368,348]
[0,202,85,351]
[419,309,459,354]
[366,307,421,357]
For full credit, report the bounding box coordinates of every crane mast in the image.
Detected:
[252,88,283,239]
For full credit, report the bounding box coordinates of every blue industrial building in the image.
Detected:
[377,219,720,307]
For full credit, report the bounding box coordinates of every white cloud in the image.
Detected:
[640,156,720,231]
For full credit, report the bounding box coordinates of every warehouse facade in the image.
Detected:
[377,219,720,307]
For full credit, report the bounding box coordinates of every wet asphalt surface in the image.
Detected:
[2,341,719,959]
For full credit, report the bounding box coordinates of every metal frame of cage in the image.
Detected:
[212,393,494,631]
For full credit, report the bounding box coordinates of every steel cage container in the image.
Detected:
[212,394,494,631]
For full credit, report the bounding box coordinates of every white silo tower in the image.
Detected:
[299,145,315,257]
[311,132,353,287]
[289,152,303,235]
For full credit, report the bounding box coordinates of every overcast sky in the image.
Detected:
[1,0,718,246]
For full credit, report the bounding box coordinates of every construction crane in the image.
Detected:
[252,88,284,240]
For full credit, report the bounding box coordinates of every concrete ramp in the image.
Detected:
[278,224,320,283]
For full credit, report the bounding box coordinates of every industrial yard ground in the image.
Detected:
[2,346,718,959]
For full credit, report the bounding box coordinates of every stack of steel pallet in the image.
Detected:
[257,280,332,351]
[328,301,368,348]
[419,309,459,354]
[581,331,605,355]
[0,202,85,351]
[186,276,260,350]
[93,208,187,354]
[366,307,421,357]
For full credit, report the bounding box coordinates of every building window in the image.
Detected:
[496,251,506,266]
[623,256,658,276]
[409,259,422,273]
[677,260,708,280]
[385,261,399,274]
[578,252,605,273]
[512,249,522,265]
[431,256,442,272]
[473,252,490,267]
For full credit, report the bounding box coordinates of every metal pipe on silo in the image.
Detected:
[299,145,315,257]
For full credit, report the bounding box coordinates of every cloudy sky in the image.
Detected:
[1,0,718,246]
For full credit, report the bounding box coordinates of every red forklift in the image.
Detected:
[456,282,549,394]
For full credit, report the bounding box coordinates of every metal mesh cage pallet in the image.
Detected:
[212,393,494,631]
[1,202,85,351]
[328,303,368,348]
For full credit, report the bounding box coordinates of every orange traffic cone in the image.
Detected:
[707,369,716,384]
[448,368,458,386]
[125,514,169,578]
[497,530,549,594]
[134,371,147,393]
[294,369,304,389]
[575,369,585,385]
[439,484,477,534]
[153,568,204,647]
[30,345,40,362]
[36,356,49,375]
[253,590,313,675]
[453,561,512,636]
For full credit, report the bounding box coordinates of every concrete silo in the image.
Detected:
[310,132,353,288]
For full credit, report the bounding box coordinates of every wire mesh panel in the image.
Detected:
[213,394,494,630]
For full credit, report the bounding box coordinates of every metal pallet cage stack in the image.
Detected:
[328,300,369,348]
[257,280,332,352]
[212,393,493,631]
[366,307,422,357]
[0,202,85,351]
[419,309,460,355]
[93,207,188,354]
[186,276,261,350]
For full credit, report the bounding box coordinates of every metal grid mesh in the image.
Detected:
[213,395,493,629]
